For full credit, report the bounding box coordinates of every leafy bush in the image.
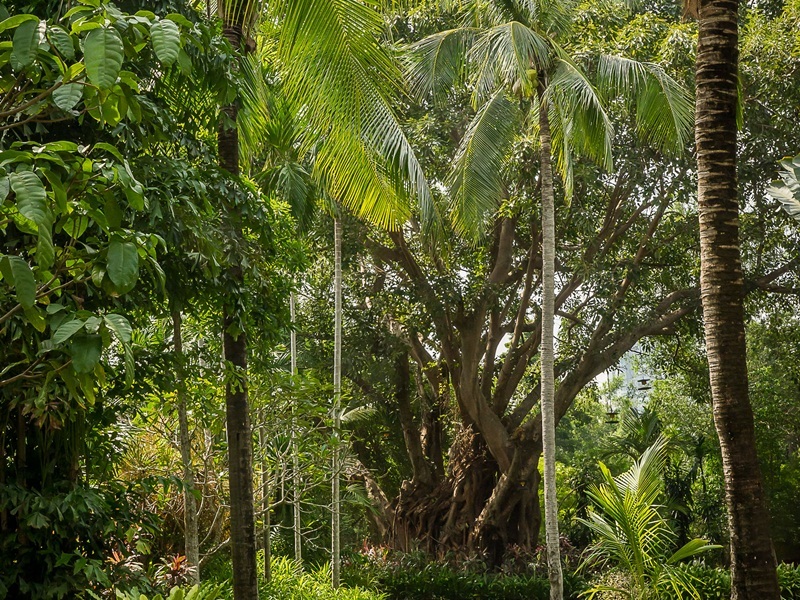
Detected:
[780,564,800,600]
[646,563,800,599]
[262,557,385,600]
[113,583,223,600]
[340,551,586,600]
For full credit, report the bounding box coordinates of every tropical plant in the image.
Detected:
[114,582,223,600]
[767,154,800,223]
[579,437,718,599]
[406,0,692,595]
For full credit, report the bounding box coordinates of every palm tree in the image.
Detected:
[233,1,434,589]
[581,437,718,600]
[694,0,780,596]
[407,1,691,596]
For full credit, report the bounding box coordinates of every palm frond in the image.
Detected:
[517,0,575,37]
[580,437,717,599]
[405,27,475,102]
[548,52,613,169]
[449,90,521,238]
[218,0,264,33]
[597,55,693,152]
[470,21,551,104]
[273,0,434,230]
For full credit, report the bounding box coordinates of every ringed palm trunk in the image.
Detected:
[538,93,563,600]
[332,216,343,587]
[695,0,779,597]
[219,15,259,600]
[172,311,200,583]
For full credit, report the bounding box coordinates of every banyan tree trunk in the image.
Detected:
[391,426,541,566]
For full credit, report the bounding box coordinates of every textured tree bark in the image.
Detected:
[172,311,200,583]
[695,0,779,596]
[332,216,343,588]
[538,93,563,600]
[219,18,258,600]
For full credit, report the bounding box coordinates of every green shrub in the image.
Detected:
[779,564,800,600]
[345,559,585,600]
[111,583,223,600]
[262,557,385,600]
[651,563,800,599]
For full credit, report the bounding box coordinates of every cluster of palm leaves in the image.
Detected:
[579,437,719,600]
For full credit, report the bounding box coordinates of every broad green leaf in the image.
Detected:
[9,171,48,227]
[47,25,74,60]
[150,19,180,66]
[84,27,124,89]
[43,141,78,152]
[93,141,123,162]
[0,14,38,35]
[52,318,86,344]
[52,83,83,111]
[1,255,36,309]
[24,306,46,332]
[69,333,103,373]
[63,214,89,238]
[104,314,132,343]
[106,240,139,291]
[11,19,44,69]
[37,224,54,268]
[0,176,8,200]
[165,13,193,28]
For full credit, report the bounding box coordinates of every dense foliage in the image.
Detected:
[1,0,798,597]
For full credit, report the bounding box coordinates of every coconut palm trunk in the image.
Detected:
[538,94,564,600]
[332,216,343,588]
[172,311,200,583]
[219,5,258,598]
[695,0,779,596]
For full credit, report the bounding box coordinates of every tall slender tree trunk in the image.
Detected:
[173,311,200,583]
[259,418,271,582]
[290,291,302,562]
[538,94,563,600]
[332,217,343,588]
[695,1,779,597]
[219,17,259,600]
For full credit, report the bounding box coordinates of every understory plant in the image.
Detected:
[580,437,719,599]
[262,557,386,600]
